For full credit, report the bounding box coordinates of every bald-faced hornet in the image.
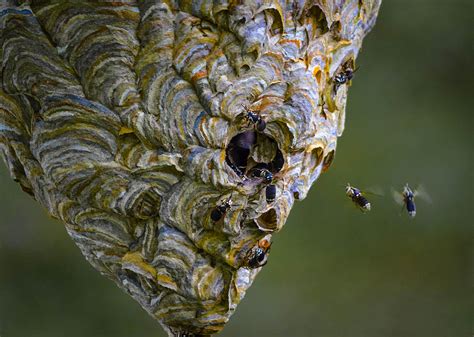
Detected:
[246,238,272,269]
[245,111,266,132]
[334,64,359,93]
[345,183,371,212]
[242,104,266,132]
[265,184,276,203]
[249,164,273,184]
[392,184,431,218]
[210,195,233,222]
[401,184,416,217]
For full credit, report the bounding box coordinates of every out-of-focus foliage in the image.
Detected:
[0,1,471,337]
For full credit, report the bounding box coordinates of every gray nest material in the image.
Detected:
[0,1,381,336]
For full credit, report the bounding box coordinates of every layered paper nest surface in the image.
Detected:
[0,1,380,336]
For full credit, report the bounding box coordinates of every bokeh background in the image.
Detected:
[0,1,471,337]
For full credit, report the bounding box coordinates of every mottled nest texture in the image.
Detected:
[0,1,380,336]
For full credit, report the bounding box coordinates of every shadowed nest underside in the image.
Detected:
[0,1,380,336]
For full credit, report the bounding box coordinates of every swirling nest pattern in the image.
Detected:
[0,1,380,336]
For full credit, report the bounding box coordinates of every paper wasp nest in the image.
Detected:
[0,1,380,336]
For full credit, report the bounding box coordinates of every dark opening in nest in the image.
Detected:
[225,132,285,180]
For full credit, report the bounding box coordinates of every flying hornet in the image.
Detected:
[392,184,431,218]
[345,183,372,213]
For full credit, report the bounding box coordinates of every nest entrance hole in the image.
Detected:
[225,131,284,180]
[301,5,329,36]
[256,208,278,231]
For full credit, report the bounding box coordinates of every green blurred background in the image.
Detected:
[0,1,471,337]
